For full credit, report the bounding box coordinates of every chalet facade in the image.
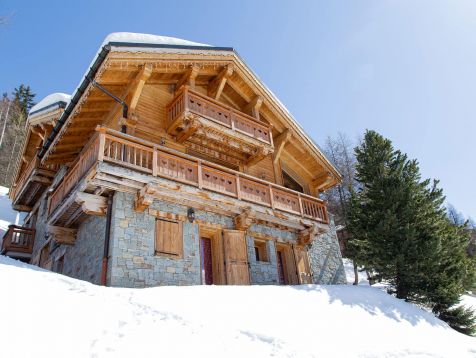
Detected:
[3,33,346,287]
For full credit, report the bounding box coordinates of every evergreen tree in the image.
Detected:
[348,130,476,335]
[13,84,35,123]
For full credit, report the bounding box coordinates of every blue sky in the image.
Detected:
[1,0,475,220]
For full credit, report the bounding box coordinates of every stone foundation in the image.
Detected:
[25,182,346,287]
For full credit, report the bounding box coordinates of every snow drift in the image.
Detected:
[0,256,474,357]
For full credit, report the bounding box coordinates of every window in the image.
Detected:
[155,219,183,258]
[254,239,269,262]
[282,170,304,193]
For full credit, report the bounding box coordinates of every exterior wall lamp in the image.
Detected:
[187,208,195,223]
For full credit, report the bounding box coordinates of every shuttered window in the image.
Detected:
[155,219,183,258]
[254,239,269,262]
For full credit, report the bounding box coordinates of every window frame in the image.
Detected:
[253,239,269,263]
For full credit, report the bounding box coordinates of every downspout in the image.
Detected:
[101,192,114,286]
[86,78,128,134]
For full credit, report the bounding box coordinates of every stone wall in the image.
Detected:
[26,166,105,283]
[26,179,345,287]
[308,215,347,284]
[107,192,231,287]
[61,216,105,284]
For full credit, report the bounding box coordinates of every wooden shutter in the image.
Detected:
[156,219,183,258]
[223,230,250,285]
[294,246,312,284]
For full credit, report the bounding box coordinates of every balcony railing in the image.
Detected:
[1,225,35,255]
[49,127,328,223]
[11,155,59,202]
[49,135,100,216]
[167,87,273,145]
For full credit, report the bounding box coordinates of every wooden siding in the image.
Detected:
[246,155,276,183]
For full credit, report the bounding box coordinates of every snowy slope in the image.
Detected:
[0,257,474,357]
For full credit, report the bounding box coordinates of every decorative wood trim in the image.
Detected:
[47,225,77,245]
[234,208,255,231]
[74,192,108,216]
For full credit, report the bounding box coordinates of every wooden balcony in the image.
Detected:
[48,128,328,230]
[11,156,57,210]
[1,225,35,260]
[167,87,274,165]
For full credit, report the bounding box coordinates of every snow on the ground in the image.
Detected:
[29,93,71,114]
[103,32,210,48]
[0,256,474,358]
[343,258,371,285]
[462,294,476,310]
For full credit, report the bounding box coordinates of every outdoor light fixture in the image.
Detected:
[187,208,195,223]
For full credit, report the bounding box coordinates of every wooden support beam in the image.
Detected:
[175,115,201,143]
[244,95,263,120]
[220,92,241,110]
[127,63,153,114]
[175,64,200,92]
[281,151,315,179]
[273,129,292,164]
[246,147,272,167]
[47,225,77,245]
[12,204,32,212]
[135,184,158,212]
[226,78,252,103]
[234,208,255,231]
[31,127,45,141]
[298,224,327,245]
[208,64,234,100]
[74,192,108,216]
[311,171,334,190]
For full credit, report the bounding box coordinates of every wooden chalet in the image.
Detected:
[5,33,346,287]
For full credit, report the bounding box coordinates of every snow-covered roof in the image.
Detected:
[29,93,71,116]
[103,32,211,48]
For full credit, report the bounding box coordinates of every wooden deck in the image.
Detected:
[10,156,57,210]
[1,225,35,259]
[167,87,273,145]
[166,87,274,164]
[48,127,328,225]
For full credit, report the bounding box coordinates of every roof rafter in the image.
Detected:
[208,64,234,100]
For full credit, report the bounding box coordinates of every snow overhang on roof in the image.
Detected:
[29,93,71,117]
[102,32,212,48]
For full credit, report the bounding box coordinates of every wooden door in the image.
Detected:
[276,243,299,285]
[294,245,312,284]
[200,237,214,285]
[223,230,250,285]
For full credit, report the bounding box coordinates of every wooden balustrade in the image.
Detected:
[48,133,100,216]
[1,225,35,255]
[11,155,60,201]
[48,127,328,223]
[167,87,273,145]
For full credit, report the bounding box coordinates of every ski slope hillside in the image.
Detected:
[0,256,474,357]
